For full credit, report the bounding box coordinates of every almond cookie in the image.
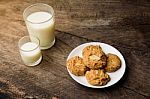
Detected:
[85,69,110,86]
[67,56,88,76]
[82,45,107,69]
[105,53,121,72]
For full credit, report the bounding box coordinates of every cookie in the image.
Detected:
[82,45,107,69]
[85,69,110,86]
[67,56,88,76]
[105,53,121,72]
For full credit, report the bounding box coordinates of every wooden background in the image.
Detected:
[0,0,150,99]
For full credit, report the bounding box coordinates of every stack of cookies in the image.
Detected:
[67,45,121,86]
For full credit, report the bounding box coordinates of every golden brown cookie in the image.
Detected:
[82,45,107,69]
[67,56,88,76]
[85,69,110,86]
[105,53,121,72]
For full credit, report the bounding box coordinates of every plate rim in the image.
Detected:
[67,42,126,88]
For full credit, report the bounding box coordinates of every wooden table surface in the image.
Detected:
[0,0,150,99]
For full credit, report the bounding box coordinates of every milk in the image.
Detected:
[20,42,42,65]
[26,12,55,49]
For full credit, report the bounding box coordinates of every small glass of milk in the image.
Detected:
[23,3,55,50]
[18,36,42,66]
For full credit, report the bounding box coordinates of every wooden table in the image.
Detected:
[0,0,150,99]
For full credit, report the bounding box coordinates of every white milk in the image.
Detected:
[20,42,42,65]
[26,12,55,49]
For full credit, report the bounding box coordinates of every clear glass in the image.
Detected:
[23,3,55,50]
[18,36,42,66]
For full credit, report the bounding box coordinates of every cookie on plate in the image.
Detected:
[105,53,121,72]
[67,56,88,76]
[82,45,107,69]
[85,69,110,86]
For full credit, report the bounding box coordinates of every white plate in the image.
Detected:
[67,42,126,88]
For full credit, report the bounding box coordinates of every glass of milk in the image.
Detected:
[18,36,42,66]
[23,3,55,50]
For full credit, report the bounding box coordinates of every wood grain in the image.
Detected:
[0,0,150,99]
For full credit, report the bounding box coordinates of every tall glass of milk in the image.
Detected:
[18,36,42,66]
[23,3,55,50]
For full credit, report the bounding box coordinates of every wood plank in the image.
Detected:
[52,0,150,51]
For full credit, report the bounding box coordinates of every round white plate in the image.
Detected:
[67,42,126,88]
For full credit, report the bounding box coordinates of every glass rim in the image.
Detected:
[23,3,54,24]
[18,36,40,52]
